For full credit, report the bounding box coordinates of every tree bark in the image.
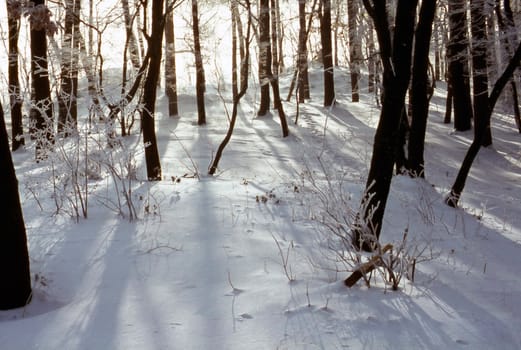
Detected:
[208,0,252,175]
[192,0,206,125]
[447,40,521,207]
[141,0,164,181]
[58,0,79,137]
[447,0,473,132]
[0,101,32,310]
[297,0,310,101]
[30,0,54,160]
[7,0,24,151]
[347,0,362,102]
[470,0,492,146]
[321,0,335,107]
[408,0,437,177]
[354,0,418,251]
[165,2,179,117]
[122,0,142,70]
[258,0,271,116]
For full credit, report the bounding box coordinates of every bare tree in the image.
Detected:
[192,0,206,125]
[446,0,473,131]
[0,101,32,310]
[29,0,56,160]
[470,0,492,146]
[347,0,363,102]
[7,0,24,151]
[208,0,252,175]
[321,0,335,107]
[257,0,271,116]
[446,40,521,207]
[287,0,317,103]
[257,0,289,136]
[122,0,142,71]
[407,0,437,177]
[353,0,418,251]
[58,0,80,137]
[164,0,179,117]
[141,0,165,180]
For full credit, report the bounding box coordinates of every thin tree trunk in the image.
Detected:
[321,0,335,107]
[258,0,271,116]
[7,1,24,151]
[209,0,252,175]
[231,2,238,99]
[408,0,437,177]
[287,0,316,102]
[512,81,521,132]
[354,0,418,251]
[447,40,521,207]
[275,0,284,72]
[496,0,521,132]
[265,0,289,136]
[298,0,310,101]
[270,0,278,79]
[30,0,54,160]
[58,0,78,137]
[165,3,179,117]
[122,0,142,70]
[0,101,32,310]
[367,18,376,94]
[347,0,362,102]
[192,0,206,125]
[447,0,473,131]
[141,0,164,181]
[470,0,492,146]
[445,83,453,123]
[230,1,247,93]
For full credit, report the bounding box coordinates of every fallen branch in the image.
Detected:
[344,243,393,287]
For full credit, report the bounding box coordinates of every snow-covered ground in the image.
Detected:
[1,3,521,349]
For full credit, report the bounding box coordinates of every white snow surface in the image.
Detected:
[1,3,521,349]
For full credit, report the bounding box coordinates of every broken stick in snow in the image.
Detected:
[344,243,393,287]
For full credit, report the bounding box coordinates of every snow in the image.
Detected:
[1,3,521,349]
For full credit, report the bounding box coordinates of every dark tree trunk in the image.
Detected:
[7,1,24,151]
[0,102,32,310]
[444,83,453,123]
[354,0,418,251]
[141,0,164,181]
[447,40,521,207]
[287,0,316,103]
[258,0,271,116]
[297,0,310,102]
[267,0,289,136]
[165,3,179,117]
[447,0,473,132]
[408,0,437,178]
[208,0,252,175]
[321,0,335,107]
[470,0,491,147]
[395,109,409,175]
[192,0,206,125]
[512,81,521,132]
[495,0,521,132]
[58,0,79,137]
[30,0,54,160]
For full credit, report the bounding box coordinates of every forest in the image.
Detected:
[0,0,521,349]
